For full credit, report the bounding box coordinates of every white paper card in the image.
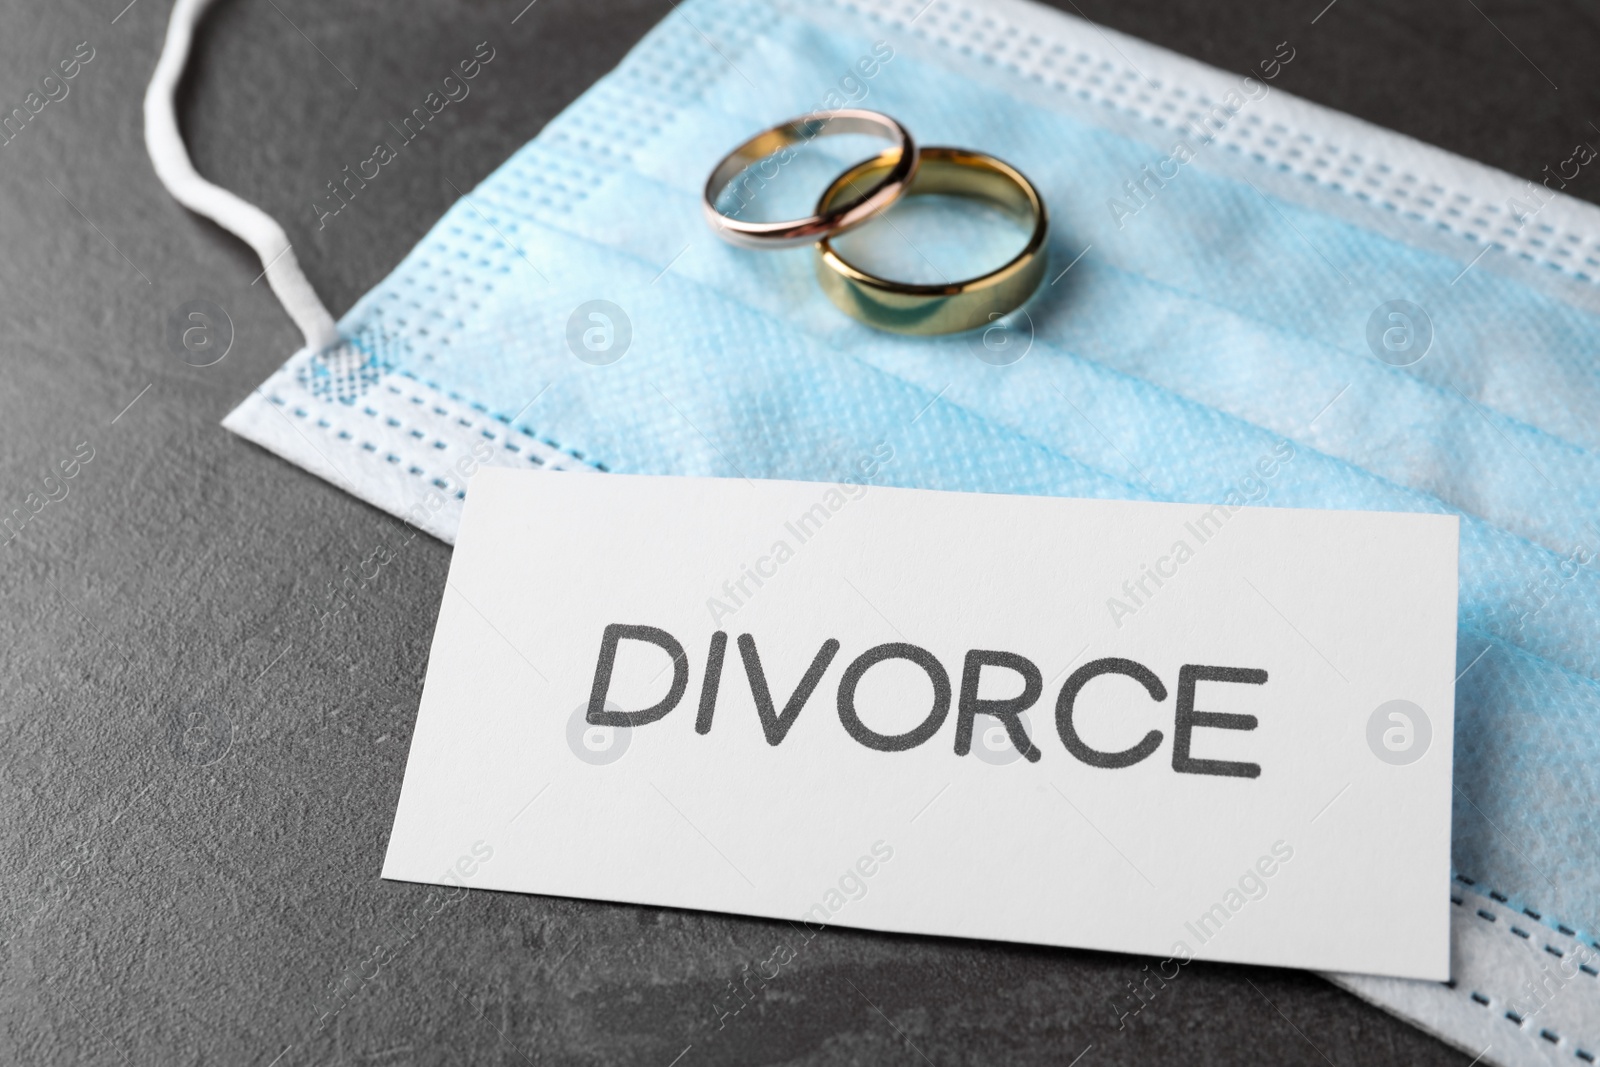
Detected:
[384,468,1458,979]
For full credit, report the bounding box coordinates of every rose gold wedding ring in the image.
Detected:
[703,109,919,249]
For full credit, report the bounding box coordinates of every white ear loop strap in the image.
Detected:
[144,0,342,353]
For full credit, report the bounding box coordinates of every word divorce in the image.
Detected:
[587,624,1272,777]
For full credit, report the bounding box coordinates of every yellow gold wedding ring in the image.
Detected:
[813,147,1049,335]
[704,109,919,249]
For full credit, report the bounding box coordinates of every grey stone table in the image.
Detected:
[2,0,1595,1063]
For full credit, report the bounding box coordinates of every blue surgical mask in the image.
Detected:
[181,0,1600,1056]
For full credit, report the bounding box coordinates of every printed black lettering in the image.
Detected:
[586,623,688,728]
[738,634,841,745]
[954,649,1042,762]
[1055,658,1166,768]
[1171,664,1265,778]
[695,631,728,734]
[837,643,951,752]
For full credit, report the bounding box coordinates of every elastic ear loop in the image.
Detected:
[144,0,342,353]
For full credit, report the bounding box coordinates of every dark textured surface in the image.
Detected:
[1,0,1594,1063]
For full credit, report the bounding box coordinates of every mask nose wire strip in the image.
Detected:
[143,0,342,353]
